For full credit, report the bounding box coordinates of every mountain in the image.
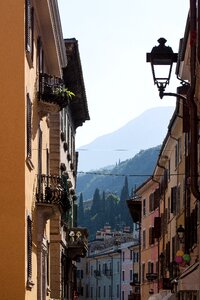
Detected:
[77,106,174,171]
[77,145,160,201]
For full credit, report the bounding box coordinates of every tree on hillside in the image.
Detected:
[91,188,101,216]
[77,193,84,226]
[105,193,119,228]
[118,176,132,227]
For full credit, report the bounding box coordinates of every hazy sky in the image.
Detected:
[58,0,188,147]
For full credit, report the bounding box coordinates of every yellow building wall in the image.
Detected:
[0,1,26,299]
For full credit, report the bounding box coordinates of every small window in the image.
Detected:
[26,94,32,159]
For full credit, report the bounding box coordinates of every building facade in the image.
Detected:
[127,2,200,299]
[0,1,89,299]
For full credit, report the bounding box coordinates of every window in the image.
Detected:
[90,287,93,298]
[142,263,145,282]
[122,291,124,300]
[142,230,146,248]
[175,138,182,168]
[109,285,111,297]
[98,286,101,298]
[25,0,34,62]
[90,265,93,275]
[27,215,33,288]
[133,273,138,283]
[37,36,44,74]
[117,284,119,298]
[175,143,178,168]
[171,186,177,214]
[122,251,125,261]
[149,193,154,212]
[86,284,89,298]
[143,198,146,216]
[130,269,133,280]
[176,185,181,214]
[26,94,32,159]
[168,159,171,181]
[167,196,171,221]
[130,250,133,260]
[122,270,125,281]
[116,261,119,273]
[86,262,89,275]
[104,285,106,297]
[133,252,139,263]
[149,227,154,245]
[148,261,152,273]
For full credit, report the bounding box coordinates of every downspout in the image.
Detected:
[189,0,200,200]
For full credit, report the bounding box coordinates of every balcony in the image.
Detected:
[66,227,88,260]
[39,73,69,113]
[36,174,71,212]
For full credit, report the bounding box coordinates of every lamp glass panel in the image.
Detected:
[153,64,171,81]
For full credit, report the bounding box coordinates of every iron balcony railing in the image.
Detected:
[36,174,71,211]
[39,73,69,109]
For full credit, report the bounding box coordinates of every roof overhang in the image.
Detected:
[63,38,90,128]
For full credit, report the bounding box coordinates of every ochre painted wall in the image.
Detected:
[0,1,25,299]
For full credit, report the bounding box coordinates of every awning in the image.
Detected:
[148,294,162,300]
[178,261,199,291]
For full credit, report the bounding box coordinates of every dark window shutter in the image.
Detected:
[149,227,154,245]
[25,0,31,51]
[26,94,32,158]
[31,8,34,60]
[149,193,154,212]
[27,216,32,282]
[171,186,177,214]
[154,188,160,209]
[154,217,161,238]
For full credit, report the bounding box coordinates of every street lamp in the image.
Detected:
[146,38,187,100]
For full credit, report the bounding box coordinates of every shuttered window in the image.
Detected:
[25,0,34,60]
[149,227,154,245]
[27,216,32,284]
[154,188,160,209]
[26,94,32,158]
[154,217,161,238]
[171,186,177,214]
[149,193,154,212]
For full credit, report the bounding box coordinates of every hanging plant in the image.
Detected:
[53,87,75,100]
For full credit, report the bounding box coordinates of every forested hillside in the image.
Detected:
[77,145,160,240]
